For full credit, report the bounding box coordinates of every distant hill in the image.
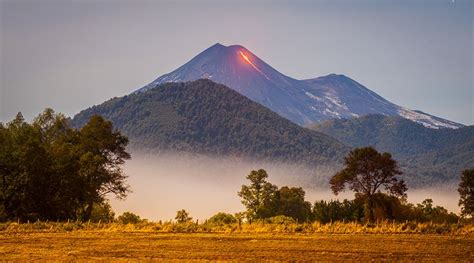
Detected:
[72,79,348,165]
[310,115,474,185]
[137,43,462,129]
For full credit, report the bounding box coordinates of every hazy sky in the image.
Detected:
[1,0,472,124]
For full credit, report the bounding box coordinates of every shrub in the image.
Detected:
[117,212,142,224]
[207,212,237,226]
[89,202,115,223]
[268,215,296,225]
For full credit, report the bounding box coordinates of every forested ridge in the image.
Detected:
[311,115,474,185]
[72,79,348,164]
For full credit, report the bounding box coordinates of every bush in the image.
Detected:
[89,202,115,223]
[117,212,142,224]
[207,212,237,226]
[268,215,296,225]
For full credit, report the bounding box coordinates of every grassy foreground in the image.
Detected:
[1,231,473,261]
[0,222,473,261]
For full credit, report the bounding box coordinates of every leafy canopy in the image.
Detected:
[238,169,278,220]
[330,147,407,197]
[238,169,312,222]
[330,147,407,222]
[0,109,130,222]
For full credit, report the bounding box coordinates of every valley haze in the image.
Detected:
[114,152,461,221]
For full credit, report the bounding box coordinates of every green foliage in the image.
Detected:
[207,212,237,226]
[175,209,192,223]
[238,169,278,220]
[330,147,407,222]
[238,169,313,222]
[89,202,115,223]
[458,169,474,217]
[117,212,142,224]
[413,199,459,223]
[268,215,296,225]
[273,186,312,222]
[312,196,458,224]
[313,199,363,223]
[311,114,474,186]
[72,79,347,164]
[0,109,130,222]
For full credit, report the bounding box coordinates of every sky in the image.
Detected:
[1,0,473,125]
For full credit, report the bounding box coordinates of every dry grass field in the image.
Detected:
[1,231,473,261]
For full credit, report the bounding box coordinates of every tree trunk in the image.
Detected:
[364,197,375,223]
[83,201,94,221]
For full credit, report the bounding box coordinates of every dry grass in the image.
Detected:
[1,222,473,261]
[1,221,473,234]
[1,231,473,261]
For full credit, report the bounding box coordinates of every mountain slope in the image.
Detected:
[73,79,348,164]
[303,75,462,129]
[310,115,474,185]
[138,43,462,129]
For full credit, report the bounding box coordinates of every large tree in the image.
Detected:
[0,113,50,220]
[274,186,312,222]
[238,169,277,221]
[330,147,407,222]
[458,168,474,218]
[0,109,130,221]
[76,115,130,219]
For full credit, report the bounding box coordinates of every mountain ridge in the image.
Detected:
[310,114,474,185]
[73,79,348,165]
[138,43,462,129]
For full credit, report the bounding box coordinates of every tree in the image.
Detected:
[0,109,131,221]
[329,147,407,222]
[175,209,192,223]
[415,199,458,223]
[0,112,56,220]
[458,168,474,217]
[238,169,278,220]
[274,186,312,222]
[90,202,115,223]
[76,115,131,220]
[312,199,363,223]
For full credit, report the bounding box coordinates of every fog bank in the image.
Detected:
[110,153,460,221]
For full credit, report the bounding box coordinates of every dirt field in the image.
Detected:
[1,232,473,261]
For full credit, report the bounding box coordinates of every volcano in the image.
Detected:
[138,43,462,129]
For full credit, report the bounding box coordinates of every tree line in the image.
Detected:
[0,109,472,223]
[237,148,473,223]
[0,109,130,222]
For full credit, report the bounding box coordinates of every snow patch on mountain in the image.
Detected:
[325,93,349,111]
[397,108,460,129]
[305,92,321,101]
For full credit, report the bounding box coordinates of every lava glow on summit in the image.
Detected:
[239,51,251,64]
[239,50,269,79]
